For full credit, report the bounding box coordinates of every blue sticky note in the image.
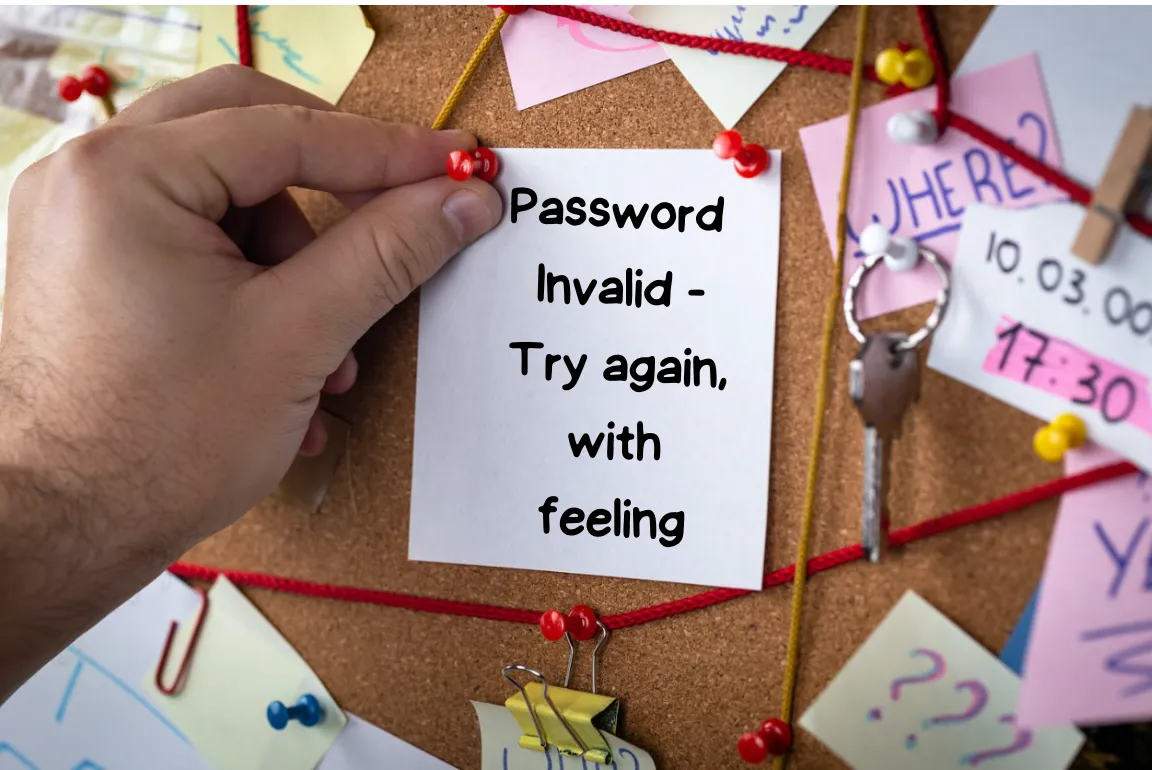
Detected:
[1000,587,1039,675]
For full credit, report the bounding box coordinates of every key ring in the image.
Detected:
[842,245,952,352]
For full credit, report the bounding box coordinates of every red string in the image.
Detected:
[914,5,950,133]
[526,5,881,82]
[170,460,1137,631]
[235,5,253,68]
[526,4,1152,246]
[179,6,1146,634]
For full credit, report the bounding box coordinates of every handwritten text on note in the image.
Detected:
[630,5,836,128]
[799,592,1083,770]
[196,6,374,104]
[927,201,1152,472]
[1019,447,1152,726]
[472,701,655,770]
[983,318,1152,437]
[499,7,668,111]
[800,54,1065,319]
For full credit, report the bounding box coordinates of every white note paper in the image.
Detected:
[630,5,836,128]
[143,577,348,770]
[926,202,1152,473]
[410,148,781,589]
[471,701,655,770]
[0,574,449,770]
[0,574,211,770]
[319,715,456,770]
[958,5,1152,204]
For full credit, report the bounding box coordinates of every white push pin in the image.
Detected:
[886,109,939,146]
[860,223,920,273]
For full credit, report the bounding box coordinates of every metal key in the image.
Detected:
[849,332,921,563]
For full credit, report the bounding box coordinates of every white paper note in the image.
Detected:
[0,574,212,770]
[143,577,348,770]
[799,591,1083,770]
[927,202,1152,472]
[410,148,781,589]
[471,701,655,770]
[958,5,1152,203]
[0,575,430,770]
[319,715,456,770]
[629,5,836,128]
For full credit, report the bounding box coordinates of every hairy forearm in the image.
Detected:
[0,372,181,703]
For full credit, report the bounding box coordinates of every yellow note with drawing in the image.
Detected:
[196,6,375,104]
[143,577,347,770]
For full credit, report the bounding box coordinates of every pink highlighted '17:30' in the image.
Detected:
[982,317,1152,437]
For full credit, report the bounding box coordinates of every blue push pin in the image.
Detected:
[266,694,324,730]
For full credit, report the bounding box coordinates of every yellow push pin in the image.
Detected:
[875,47,935,90]
[1033,413,1087,463]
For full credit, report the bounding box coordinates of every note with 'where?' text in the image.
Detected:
[800,54,1065,319]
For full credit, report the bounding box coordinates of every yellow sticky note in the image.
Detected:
[799,591,1082,770]
[143,577,346,770]
[196,6,375,104]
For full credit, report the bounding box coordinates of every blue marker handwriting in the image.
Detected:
[709,6,810,55]
[847,111,1056,256]
[1082,619,1152,698]
[500,744,642,769]
[1,646,186,770]
[1093,510,1152,600]
[55,647,185,741]
[217,7,321,84]
[0,743,105,770]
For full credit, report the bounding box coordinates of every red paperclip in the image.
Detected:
[155,587,209,696]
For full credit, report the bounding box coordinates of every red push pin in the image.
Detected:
[446,148,500,182]
[539,609,568,642]
[738,717,794,763]
[566,605,598,642]
[738,732,769,764]
[759,719,793,756]
[57,65,116,118]
[712,130,770,179]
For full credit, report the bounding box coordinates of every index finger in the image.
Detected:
[130,105,478,220]
[114,64,334,126]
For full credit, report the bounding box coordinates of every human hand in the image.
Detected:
[0,65,502,554]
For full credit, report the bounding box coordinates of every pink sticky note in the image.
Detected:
[499,6,668,110]
[799,54,1066,319]
[982,317,1152,438]
[1019,446,1152,727]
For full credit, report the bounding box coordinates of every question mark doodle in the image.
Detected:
[960,714,1033,766]
[922,680,989,730]
[866,648,946,721]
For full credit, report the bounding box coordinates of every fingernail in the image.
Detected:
[443,129,476,147]
[443,188,501,244]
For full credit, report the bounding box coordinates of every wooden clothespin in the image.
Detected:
[502,666,620,765]
[1072,106,1152,264]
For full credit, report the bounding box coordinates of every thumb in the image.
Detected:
[256,175,502,356]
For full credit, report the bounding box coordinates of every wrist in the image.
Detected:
[0,374,182,701]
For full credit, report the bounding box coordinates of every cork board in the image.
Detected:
[180,6,1071,769]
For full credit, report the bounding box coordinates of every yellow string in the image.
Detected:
[772,7,870,768]
[431,11,509,130]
